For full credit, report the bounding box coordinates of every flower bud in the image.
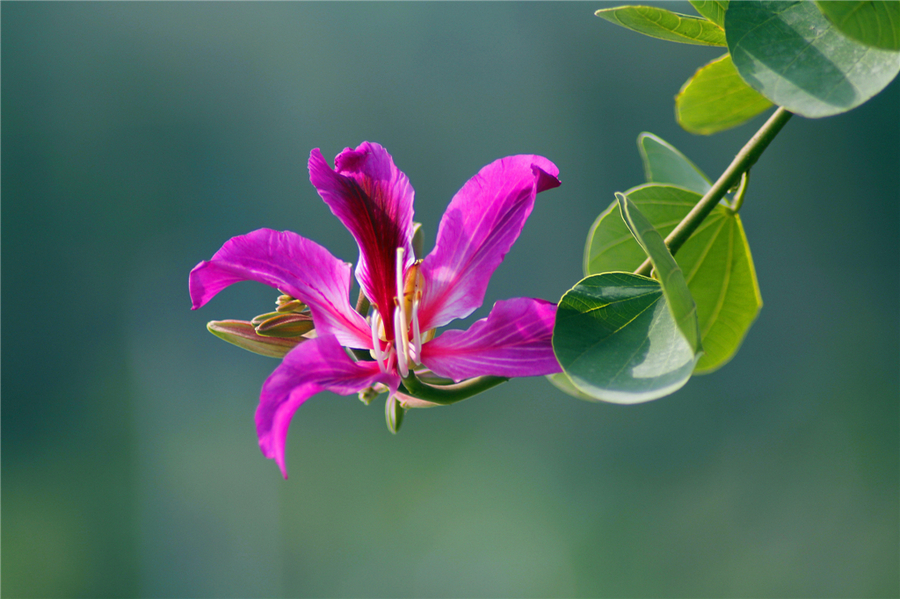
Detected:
[358,386,379,405]
[276,294,308,314]
[251,311,282,327]
[385,395,406,434]
[359,383,389,405]
[207,320,302,358]
[254,312,314,338]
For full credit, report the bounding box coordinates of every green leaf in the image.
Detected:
[545,372,602,402]
[617,193,701,353]
[584,185,762,373]
[637,132,711,195]
[595,5,727,46]
[690,1,729,28]
[553,273,698,404]
[678,205,761,373]
[815,1,900,51]
[727,1,900,118]
[676,53,774,135]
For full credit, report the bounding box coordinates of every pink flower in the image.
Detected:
[190,142,561,477]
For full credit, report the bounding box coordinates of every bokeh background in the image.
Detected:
[3,2,898,597]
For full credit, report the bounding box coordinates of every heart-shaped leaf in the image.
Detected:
[596,5,727,46]
[553,273,698,404]
[690,1,729,28]
[727,1,900,118]
[638,132,712,195]
[676,53,774,135]
[815,1,900,51]
[585,184,762,373]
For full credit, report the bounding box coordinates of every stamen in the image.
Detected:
[370,310,386,372]
[393,305,409,378]
[412,295,422,361]
[393,247,414,377]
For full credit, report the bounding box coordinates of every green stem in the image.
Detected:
[400,371,509,405]
[635,107,793,276]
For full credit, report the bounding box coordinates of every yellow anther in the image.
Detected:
[401,260,423,325]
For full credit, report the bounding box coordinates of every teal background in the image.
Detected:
[3,3,898,597]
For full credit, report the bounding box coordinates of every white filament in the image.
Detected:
[370,310,387,372]
[393,304,409,378]
[411,296,422,362]
[393,247,413,377]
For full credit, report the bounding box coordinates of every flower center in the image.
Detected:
[369,247,423,377]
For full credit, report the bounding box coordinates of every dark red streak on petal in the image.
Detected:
[332,174,405,337]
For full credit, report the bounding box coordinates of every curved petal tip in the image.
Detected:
[533,160,561,193]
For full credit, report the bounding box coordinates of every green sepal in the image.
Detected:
[207,320,302,358]
[596,5,727,46]
[414,370,455,386]
[676,54,773,135]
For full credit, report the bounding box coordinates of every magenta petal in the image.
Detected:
[309,143,415,337]
[420,297,561,381]
[418,156,560,331]
[189,228,371,349]
[257,335,399,478]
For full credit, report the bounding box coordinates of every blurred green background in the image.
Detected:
[3,2,898,597]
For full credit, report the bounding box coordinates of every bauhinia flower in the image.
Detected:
[189,142,562,477]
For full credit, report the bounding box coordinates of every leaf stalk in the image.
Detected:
[635,107,793,276]
[729,171,750,213]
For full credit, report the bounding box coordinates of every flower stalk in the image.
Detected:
[400,370,509,406]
